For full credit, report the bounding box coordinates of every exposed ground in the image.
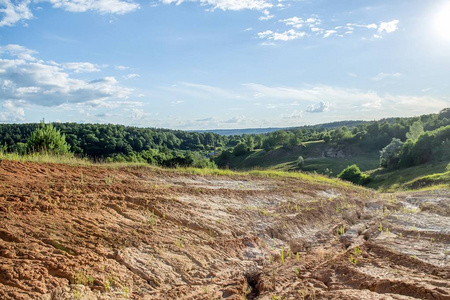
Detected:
[0,160,449,299]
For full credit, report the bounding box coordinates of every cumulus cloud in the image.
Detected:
[0,44,133,110]
[160,0,272,11]
[306,101,330,113]
[259,9,273,20]
[0,44,36,60]
[0,0,139,27]
[0,0,33,27]
[61,62,102,73]
[0,100,25,122]
[46,0,140,14]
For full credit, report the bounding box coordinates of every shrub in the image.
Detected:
[337,164,369,185]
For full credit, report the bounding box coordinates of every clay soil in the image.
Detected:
[0,160,449,299]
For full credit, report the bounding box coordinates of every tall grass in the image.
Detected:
[0,152,91,166]
[0,151,358,188]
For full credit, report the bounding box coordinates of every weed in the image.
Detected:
[123,286,130,298]
[337,225,345,236]
[71,271,94,286]
[296,252,300,261]
[349,246,362,265]
[104,175,115,185]
[73,288,82,300]
[293,268,299,275]
[146,209,158,227]
[379,223,383,232]
[281,247,285,264]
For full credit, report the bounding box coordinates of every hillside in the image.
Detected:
[220,141,380,176]
[1,160,449,299]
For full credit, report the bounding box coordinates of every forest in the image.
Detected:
[0,108,449,177]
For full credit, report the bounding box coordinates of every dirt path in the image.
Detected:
[0,160,448,299]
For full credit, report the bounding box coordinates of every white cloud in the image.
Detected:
[131,108,144,120]
[62,62,102,73]
[306,101,329,113]
[223,115,246,124]
[0,0,33,27]
[47,0,140,14]
[160,0,272,11]
[323,30,336,38]
[279,16,303,28]
[258,29,306,41]
[0,0,139,27]
[372,72,402,81]
[0,44,36,60]
[284,110,303,119]
[0,44,133,111]
[378,20,399,34]
[115,65,129,70]
[259,8,273,20]
[259,16,399,42]
[123,73,140,80]
[0,100,25,122]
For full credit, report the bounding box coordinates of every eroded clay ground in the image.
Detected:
[0,160,449,299]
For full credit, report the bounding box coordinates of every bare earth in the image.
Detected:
[0,160,449,299]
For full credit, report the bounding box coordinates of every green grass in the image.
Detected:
[367,161,449,192]
[0,152,91,166]
[402,170,450,191]
[0,151,357,190]
[225,142,379,177]
[301,153,379,176]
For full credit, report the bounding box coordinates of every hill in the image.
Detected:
[195,120,369,136]
[0,160,449,299]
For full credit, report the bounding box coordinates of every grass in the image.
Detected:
[223,142,380,177]
[0,151,360,192]
[367,161,449,192]
[0,152,91,166]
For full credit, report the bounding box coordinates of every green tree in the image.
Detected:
[26,122,70,155]
[406,120,424,141]
[337,164,369,185]
[379,138,404,168]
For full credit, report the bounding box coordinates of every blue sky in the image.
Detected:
[1,0,449,129]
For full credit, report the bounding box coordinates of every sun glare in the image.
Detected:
[434,3,450,40]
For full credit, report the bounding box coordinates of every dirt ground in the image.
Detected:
[0,160,449,299]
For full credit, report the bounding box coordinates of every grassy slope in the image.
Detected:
[367,161,449,191]
[227,141,380,176]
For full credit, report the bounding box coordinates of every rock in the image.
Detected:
[289,238,311,253]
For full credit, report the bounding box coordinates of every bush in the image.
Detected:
[337,164,370,185]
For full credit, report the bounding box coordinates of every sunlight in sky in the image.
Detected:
[434,2,450,41]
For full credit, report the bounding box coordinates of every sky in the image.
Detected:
[1,0,449,130]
